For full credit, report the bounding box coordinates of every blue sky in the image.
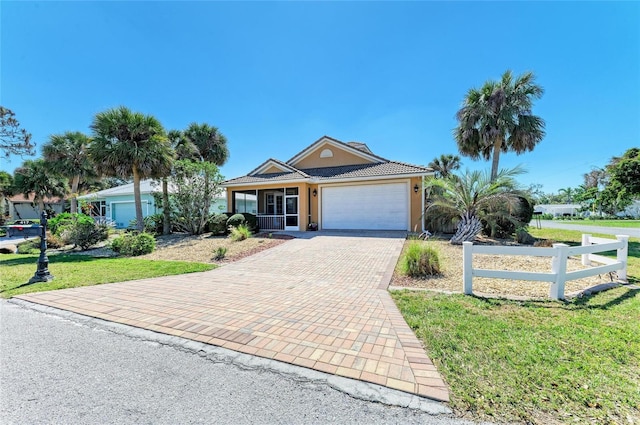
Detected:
[1,1,638,194]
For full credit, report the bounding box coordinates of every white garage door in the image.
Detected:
[321,183,409,230]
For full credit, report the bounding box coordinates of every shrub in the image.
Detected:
[110,232,156,256]
[208,213,229,235]
[534,239,555,247]
[400,241,441,277]
[229,224,251,242]
[540,213,554,220]
[483,196,534,238]
[61,221,110,250]
[226,213,246,229]
[143,214,164,235]
[214,246,227,260]
[17,239,40,254]
[48,212,93,236]
[241,213,259,233]
[45,230,65,249]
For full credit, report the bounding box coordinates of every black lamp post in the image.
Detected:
[29,211,54,284]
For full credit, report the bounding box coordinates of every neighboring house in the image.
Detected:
[78,179,227,229]
[222,136,432,231]
[534,204,581,217]
[5,194,64,220]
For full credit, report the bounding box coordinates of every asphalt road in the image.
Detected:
[532,220,640,238]
[0,300,485,425]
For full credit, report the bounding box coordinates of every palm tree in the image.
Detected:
[89,107,174,232]
[13,159,68,213]
[454,70,545,181]
[42,131,95,214]
[428,154,461,178]
[424,167,524,244]
[558,187,575,204]
[183,123,229,214]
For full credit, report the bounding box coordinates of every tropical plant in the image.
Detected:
[424,167,525,244]
[168,160,224,235]
[558,187,575,204]
[12,159,68,213]
[60,220,109,250]
[89,106,174,231]
[428,154,461,178]
[229,223,251,242]
[183,123,229,213]
[43,131,96,213]
[454,70,545,181]
[0,106,34,157]
[399,241,441,277]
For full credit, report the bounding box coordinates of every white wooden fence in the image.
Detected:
[462,234,629,300]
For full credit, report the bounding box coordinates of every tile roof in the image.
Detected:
[301,162,430,180]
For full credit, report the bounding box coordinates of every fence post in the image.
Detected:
[581,234,591,266]
[462,242,473,295]
[550,243,569,300]
[616,235,629,282]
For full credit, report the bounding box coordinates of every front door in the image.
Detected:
[284,187,299,231]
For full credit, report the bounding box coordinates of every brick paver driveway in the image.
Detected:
[17,232,449,401]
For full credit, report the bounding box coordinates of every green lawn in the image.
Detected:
[392,288,640,424]
[529,227,639,284]
[549,219,640,228]
[0,254,215,298]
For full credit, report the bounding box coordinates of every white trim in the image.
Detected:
[250,159,298,176]
[320,148,333,158]
[222,178,310,188]
[288,137,384,166]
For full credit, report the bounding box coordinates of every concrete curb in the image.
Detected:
[9,298,452,416]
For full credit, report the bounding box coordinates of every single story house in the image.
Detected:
[222,136,432,231]
[78,179,227,229]
[534,204,581,217]
[4,194,64,220]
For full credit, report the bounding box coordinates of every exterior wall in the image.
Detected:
[410,176,424,232]
[263,165,286,174]
[308,184,319,227]
[10,202,64,220]
[291,142,375,169]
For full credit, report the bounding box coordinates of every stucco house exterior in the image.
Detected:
[222,136,432,231]
[78,179,227,229]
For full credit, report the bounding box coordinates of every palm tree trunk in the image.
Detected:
[162,178,171,235]
[132,167,144,232]
[490,137,503,181]
[37,199,45,214]
[70,175,80,214]
[451,211,483,244]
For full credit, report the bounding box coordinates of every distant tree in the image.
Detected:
[0,106,35,157]
[0,171,14,221]
[607,148,640,196]
[13,159,68,213]
[583,167,607,190]
[558,187,575,204]
[428,154,461,178]
[89,107,174,231]
[424,167,525,244]
[43,131,96,214]
[454,70,545,181]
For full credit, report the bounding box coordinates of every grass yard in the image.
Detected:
[392,287,640,424]
[529,227,639,283]
[0,254,214,298]
[550,219,640,228]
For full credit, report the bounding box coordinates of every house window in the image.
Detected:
[265,193,284,215]
[320,148,333,158]
[234,190,257,214]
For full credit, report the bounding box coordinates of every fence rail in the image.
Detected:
[257,215,284,230]
[462,234,629,300]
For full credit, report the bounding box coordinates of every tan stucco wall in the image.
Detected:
[410,176,424,232]
[291,142,375,169]
[263,165,285,174]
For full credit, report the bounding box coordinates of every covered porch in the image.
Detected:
[230,185,314,231]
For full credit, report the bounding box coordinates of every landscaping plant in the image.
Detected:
[214,246,227,260]
[229,224,251,242]
[110,232,156,256]
[400,241,441,277]
[60,221,109,250]
[226,213,245,229]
